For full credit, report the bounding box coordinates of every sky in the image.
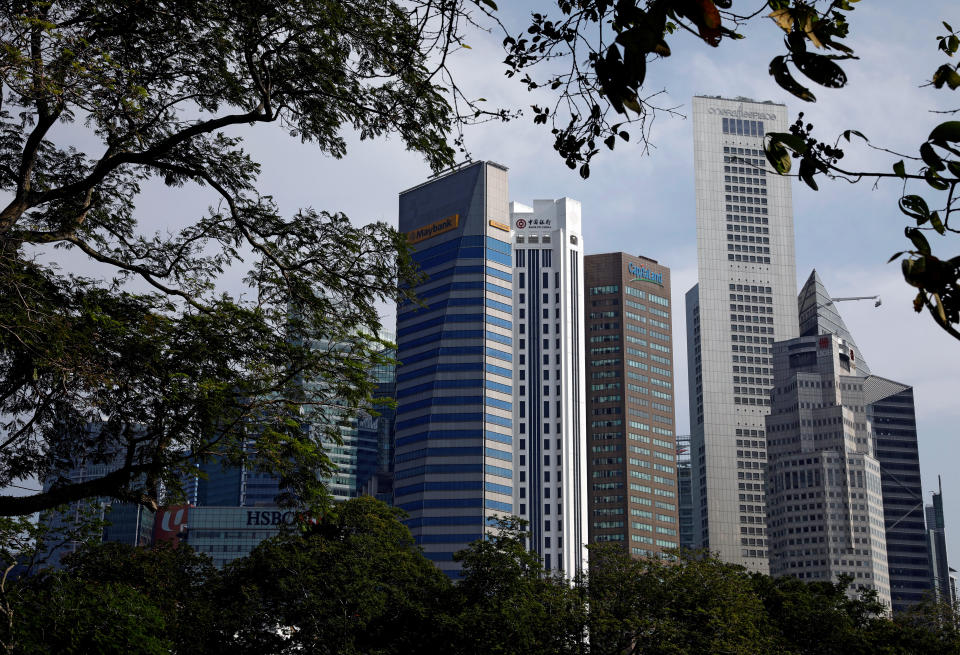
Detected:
[9,2,960,566]
[201,3,960,562]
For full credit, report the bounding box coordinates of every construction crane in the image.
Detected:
[827,295,882,308]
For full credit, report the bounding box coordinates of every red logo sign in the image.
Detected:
[153,505,190,545]
[515,218,527,229]
[818,337,829,349]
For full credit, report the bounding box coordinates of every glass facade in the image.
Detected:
[181,506,293,569]
[395,161,514,577]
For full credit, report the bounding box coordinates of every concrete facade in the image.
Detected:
[765,334,890,608]
[686,95,798,572]
[510,199,588,574]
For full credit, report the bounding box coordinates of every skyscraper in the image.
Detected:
[798,268,931,613]
[509,199,588,574]
[584,253,679,558]
[394,161,515,577]
[765,333,891,608]
[927,478,953,607]
[866,376,931,613]
[685,96,799,572]
[676,434,694,550]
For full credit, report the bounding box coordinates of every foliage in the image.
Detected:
[446,516,587,655]
[4,500,960,654]
[219,496,451,654]
[750,573,886,655]
[12,574,171,654]
[763,22,960,340]
[0,0,499,516]
[499,0,857,178]
[588,546,771,655]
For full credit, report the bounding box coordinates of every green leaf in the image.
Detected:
[944,21,954,32]
[842,129,866,142]
[798,156,819,190]
[769,56,816,102]
[902,258,927,288]
[920,142,945,171]
[887,251,906,263]
[932,64,960,90]
[905,227,931,255]
[934,292,948,323]
[930,211,946,235]
[893,160,906,178]
[899,195,930,221]
[948,160,960,178]
[793,52,847,88]
[924,168,950,190]
[479,0,498,9]
[764,139,792,175]
[929,121,960,144]
[768,131,808,154]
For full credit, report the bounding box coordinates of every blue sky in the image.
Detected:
[10,2,960,567]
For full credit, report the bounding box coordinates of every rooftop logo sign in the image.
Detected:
[707,104,777,121]
[406,214,459,245]
[628,262,663,286]
[515,217,551,229]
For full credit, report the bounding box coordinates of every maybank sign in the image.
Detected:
[628,262,663,286]
[406,214,459,245]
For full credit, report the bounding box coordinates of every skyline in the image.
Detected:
[10,2,960,567]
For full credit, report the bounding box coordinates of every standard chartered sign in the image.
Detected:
[707,104,777,121]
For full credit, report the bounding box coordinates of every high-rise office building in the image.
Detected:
[359,335,398,504]
[584,253,679,558]
[865,376,931,614]
[927,478,953,607]
[798,270,870,375]
[509,199,588,574]
[765,334,891,608]
[676,434,694,550]
[38,424,154,568]
[685,95,799,572]
[394,161,515,577]
[798,269,931,613]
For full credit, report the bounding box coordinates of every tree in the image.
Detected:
[0,0,497,516]
[218,496,451,654]
[749,573,886,655]
[587,548,770,655]
[446,516,587,655]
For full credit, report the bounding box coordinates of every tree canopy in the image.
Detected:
[2,500,959,654]
[0,0,487,515]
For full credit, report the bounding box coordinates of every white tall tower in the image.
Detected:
[685,96,799,572]
[510,199,588,575]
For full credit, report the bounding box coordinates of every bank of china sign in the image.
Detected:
[628,261,663,286]
[515,217,551,229]
[406,214,459,245]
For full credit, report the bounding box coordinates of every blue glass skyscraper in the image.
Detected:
[395,161,515,576]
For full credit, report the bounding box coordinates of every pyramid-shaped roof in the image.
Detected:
[797,269,871,375]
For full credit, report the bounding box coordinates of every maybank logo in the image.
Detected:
[406,214,459,245]
[628,262,663,286]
